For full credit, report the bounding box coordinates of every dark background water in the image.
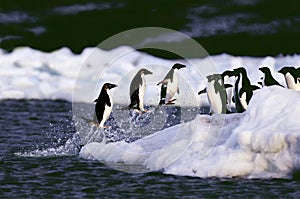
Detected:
[1,0,300,56]
[1,99,300,198]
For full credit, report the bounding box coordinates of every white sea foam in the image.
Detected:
[80,87,300,178]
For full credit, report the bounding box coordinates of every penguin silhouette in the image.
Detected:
[259,67,283,87]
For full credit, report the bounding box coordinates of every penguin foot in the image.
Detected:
[166,99,176,105]
[90,122,99,126]
[136,109,150,114]
[166,102,175,105]
[91,123,111,129]
[97,125,110,129]
[133,109,142,113]
[141,109,152,113]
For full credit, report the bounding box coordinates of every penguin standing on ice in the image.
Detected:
[278,66,300,91]
[259,67,283,87]
[157,63,186,105]
[128,68,153,112]
[233,67,260,113]
[94,83,117,128]
[198,74,231,114]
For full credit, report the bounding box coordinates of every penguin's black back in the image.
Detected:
[234,73,245,113]
[164,69,175,83]
[238,68,260,105]
[159,84,167,105]
[129,73,142,109]
[95,89,111,124]
[158,69,174,105]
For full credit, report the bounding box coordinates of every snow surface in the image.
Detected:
[80,87,300,178]
[1,46,299,105]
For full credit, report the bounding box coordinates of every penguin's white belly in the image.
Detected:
[166,72,178,102]
[100,96,113,127]
[207,81,223,114]
[240,92,248,110]
[285,73,300,91]
[138,77,146,111]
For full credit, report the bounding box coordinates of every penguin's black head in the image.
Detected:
[172,63,186,70]
[139,68,153,75]
[258,67,270,73]
[221,70,235,78]
[102,83,118,90]
[259,67,271,74]
[278,66,295,75]
[207,74,221,82]
[207,75,214,82]
[233,67,247,76]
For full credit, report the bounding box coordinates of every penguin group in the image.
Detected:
[198,66,300,115]
[94,63,186,128]
[93,63,299,127]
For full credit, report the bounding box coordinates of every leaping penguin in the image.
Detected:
[233,67,260,113]
[94,83,117,128]
[157,63,186,105]
[198,74,231,114]
[128,68,153,112]
[259,67,283,87]
[278,66,300,91]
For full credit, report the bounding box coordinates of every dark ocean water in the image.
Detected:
[1,0,300,56]
[1,99,300,198]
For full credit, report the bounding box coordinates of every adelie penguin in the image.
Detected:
[278,66,300,91]
[157,63,186,105]
[259,67,283,87]
[233,67,260,113]
[128,68,153,112]
[198,74,232,114]
[94,83,117,128]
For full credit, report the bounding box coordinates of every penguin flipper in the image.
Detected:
[232,96,235,103]
[224,84,233,88]
[251,85,260,91]
[198,88,207,95]
[129,89,140,109]
[157,79,171,85]
[95,104,104,124]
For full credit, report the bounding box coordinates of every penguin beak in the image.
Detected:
[146,70,153,75]
[111,84,118,88]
